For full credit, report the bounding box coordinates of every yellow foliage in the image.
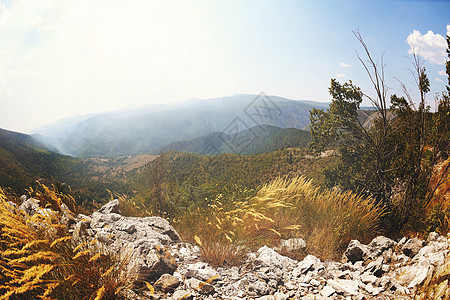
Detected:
[0,185,136,300]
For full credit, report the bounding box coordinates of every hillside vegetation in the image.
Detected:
[160,125,311,155]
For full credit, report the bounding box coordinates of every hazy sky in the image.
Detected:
[0,0,449,133]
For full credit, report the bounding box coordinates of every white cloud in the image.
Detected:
[339,62,351,68]
[406,29,447,65]
[336,73,346,78]
[438,70,446,76]
[435,77,443,82]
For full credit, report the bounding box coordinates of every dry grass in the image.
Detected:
[176,176,385,264]
[0,185,135,300]
[116,194,152,218]
[253,176,386,259]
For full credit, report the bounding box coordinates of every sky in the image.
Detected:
[0,0,449,133]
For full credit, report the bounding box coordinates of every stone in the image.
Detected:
[293,255,320,276]
[320,285,336,297]
[73,217,91,238]
[186,262,219,281]
[98,199,121,214]
[367,236,396,257]
[173,290,192,300]
[273,292,289,300]
[361,273,377,284]
[248,280,270,296]
[18,197,40,216]
[427,232,439,243]
[402,238,425,258]
[185,277,215,295]
[364,257,384,277]
[254,246,296,270]
[154,274,180,292]
[407,265,429,289]
[327,279,360,296]
[343,240,369,263]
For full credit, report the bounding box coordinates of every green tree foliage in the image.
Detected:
[310,31,450,233]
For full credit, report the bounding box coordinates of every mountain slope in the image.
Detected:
[34,94,329,157]
[0,128,90,192]
[160,125,311,155]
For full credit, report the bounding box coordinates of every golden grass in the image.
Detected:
[0,186,135,300]
[253,177,386,259]
[176,176,385,264]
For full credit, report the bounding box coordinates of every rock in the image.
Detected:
[154,274,180,292]
[132,240,177,280]
[326,279,360,296]
[427,232,439,243]
[254,246,296,269]
[142,216,181,242]
[293,255,321,276]
[173,290,192,300]
[402,237,425,258]
[185,262,219,281]
[320,285,336,297]
[98,199,121,214]
[361,273,377,284]
[18,197,40,216]
[185,277,215,294]
[407,265,429,289]
[364,257,384,277]
[279,238,306,251]
[343,240,370,263]
[273,292,289,300]
[397,264,429,288]
[367,236,396,257]
[73,216,91,238]
[248,279,270,296]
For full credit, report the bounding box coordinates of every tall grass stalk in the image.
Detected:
[177,176,385,264]
[0,186,135,299]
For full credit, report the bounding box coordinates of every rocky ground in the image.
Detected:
[17,198,450,299]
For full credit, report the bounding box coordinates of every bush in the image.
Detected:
[252,176,386,259]
[176,177,385,265]
[0,186,135,300]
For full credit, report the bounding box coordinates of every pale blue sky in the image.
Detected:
[0,0,448,133]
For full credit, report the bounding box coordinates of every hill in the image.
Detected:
[0,128,89,192]
[33,94,329,157]
[160,125,311,155]
[124,149,332,212]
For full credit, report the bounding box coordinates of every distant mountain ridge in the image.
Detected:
[33,94,329,157]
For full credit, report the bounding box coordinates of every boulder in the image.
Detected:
[18,197,40,216]
[98,199,121,214]
[293,255,322,276]
[154,273,180,292]
[367,236,396,257]
[343,240,370,263]
[326,279,360,296]
[254,246,296,269]
[185,262,219,281]
[402,238,425,258]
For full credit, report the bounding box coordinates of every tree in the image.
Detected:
[310,31,450,232]
[310,31,395,206]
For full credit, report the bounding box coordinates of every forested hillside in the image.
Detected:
[160,125,311,155]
